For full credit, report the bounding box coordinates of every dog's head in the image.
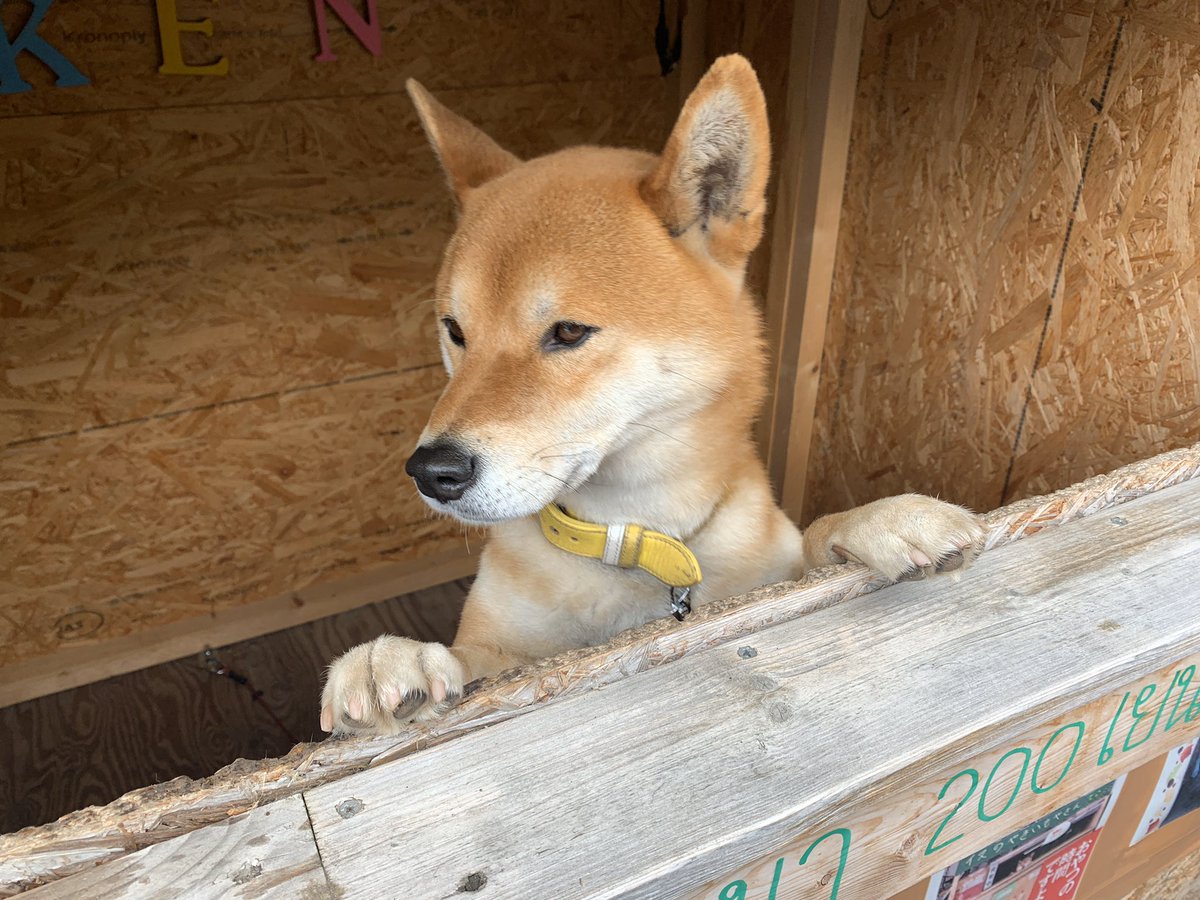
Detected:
[405,56,771,525]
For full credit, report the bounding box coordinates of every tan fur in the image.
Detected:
[320,56,985,735]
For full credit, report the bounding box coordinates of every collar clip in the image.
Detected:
[670,585,692,621]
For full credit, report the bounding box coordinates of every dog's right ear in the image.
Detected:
[407,79,520,205]
[641,55,770,273]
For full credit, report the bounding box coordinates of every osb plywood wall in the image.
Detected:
[0,1,679,676]
[805,0,1200,522]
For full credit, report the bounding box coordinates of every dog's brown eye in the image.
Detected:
[442,317,465,348]
[544,321,597,351]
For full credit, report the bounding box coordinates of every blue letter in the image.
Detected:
[0,0,90,95]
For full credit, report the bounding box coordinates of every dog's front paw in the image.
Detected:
[806,494,985,582]
[320,636,466,736]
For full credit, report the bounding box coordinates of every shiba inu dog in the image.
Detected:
[320,55,984,735]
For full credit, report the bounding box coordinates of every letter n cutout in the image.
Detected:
[0,0,90,94]
[312,0,382,62]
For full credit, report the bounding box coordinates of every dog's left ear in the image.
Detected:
[642,54,770,271]
[407,79,520,206]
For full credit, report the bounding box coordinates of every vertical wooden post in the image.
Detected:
[677,0,709,101]
[761,0,866,523]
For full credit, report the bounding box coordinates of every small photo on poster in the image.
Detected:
[1129,737,1200,845]
[924,777,1125,900]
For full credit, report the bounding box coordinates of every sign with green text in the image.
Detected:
[695,657,1200,900]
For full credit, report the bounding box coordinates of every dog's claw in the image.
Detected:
[831,544,858,565]
[936,550,965,572]
[391,689,428,720]
[342,711,372,729]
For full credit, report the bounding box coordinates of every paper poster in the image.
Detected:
[1129,736,1200,845]
[924,777,1125,900]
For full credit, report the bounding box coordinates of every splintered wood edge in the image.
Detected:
[2,441,1198,895]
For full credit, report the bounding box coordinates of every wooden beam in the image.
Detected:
[295,477,1200,897]
[3,444,1198,897]
[0,548,476,708]
[761,0,867,522]
[677,0,709,101]
[21,796,332,900]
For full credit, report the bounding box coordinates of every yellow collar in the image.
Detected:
[537,504,702,590]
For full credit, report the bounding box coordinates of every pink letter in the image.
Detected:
[312,0,382,62]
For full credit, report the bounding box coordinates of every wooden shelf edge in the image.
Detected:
[0,548,478,709]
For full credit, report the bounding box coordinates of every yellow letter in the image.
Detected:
[155,0,228,76]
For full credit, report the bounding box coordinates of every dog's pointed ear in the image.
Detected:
[641,55,770,269]
[407,79,520,205]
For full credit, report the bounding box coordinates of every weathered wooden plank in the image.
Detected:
[2,444,1197,897]
[302,476,1200,898]
[699,655,1199,900]
[22,795,332,899]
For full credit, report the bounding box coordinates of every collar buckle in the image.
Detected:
[670,585,692,621]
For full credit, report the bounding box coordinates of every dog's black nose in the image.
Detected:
[405,440,477,502]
